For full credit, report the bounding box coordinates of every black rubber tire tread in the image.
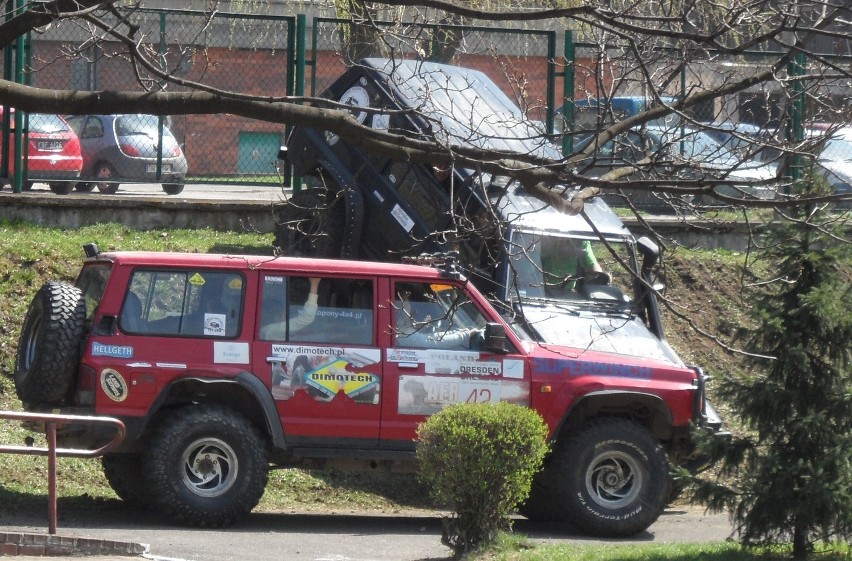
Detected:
[75,182,95,192]
[551,419,671,537]
[162,184,184,195]
[102,454,149,507]
[518,461,569,522]
[48,182,73,195]
[274,188,345,258]
[15,282,86,405]
[144,405,269,528]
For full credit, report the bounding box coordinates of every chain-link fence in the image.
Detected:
[1,6,850,194]
[4,8,295,192]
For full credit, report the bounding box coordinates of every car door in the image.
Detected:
[250,273,382,448]
[379,278,529,449]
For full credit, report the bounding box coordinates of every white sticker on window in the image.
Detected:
[204,313,227,337]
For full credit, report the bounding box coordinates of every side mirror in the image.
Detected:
[483,322,507,354]
[637,236,659,272]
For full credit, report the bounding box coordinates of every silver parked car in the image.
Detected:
[66,114,188,195]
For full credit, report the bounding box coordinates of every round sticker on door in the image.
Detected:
[101,369,128,402]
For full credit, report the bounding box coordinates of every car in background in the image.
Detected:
[575,125,778,209]
[66,114,187,195]
[701,121,782,164]
[814,127,852,205]
[554,96,680,136]
[0,107,83,194]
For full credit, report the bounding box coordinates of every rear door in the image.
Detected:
[250,273,382,448]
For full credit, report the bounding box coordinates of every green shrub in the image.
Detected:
[416,402,549,556]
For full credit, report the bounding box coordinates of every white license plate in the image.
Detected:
[146,164,172,173]
[37,140,63,151]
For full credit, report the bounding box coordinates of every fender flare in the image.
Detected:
[555,389,674,442]
[138,373,287,451]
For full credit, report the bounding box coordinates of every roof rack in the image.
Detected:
[402,251,462,279]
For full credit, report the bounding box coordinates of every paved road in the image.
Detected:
[15,181,289,202]
[0,504,734,561]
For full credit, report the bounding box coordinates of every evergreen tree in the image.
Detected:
[692,194,852,559]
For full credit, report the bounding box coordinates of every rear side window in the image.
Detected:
[259,275,374,345]
[76,263,112,321]
[121,270,244,338]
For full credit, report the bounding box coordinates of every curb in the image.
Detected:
[0,531,147,557]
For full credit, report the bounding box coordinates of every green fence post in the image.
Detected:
[290,13,307,193]
[544,30,556,137]
[562,30,575,156]
[12,0,26,193]
[785,50,806,195]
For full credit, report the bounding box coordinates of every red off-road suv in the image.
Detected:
[15,244,723,536]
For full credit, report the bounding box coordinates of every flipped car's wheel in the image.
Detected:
[15,282,86,405]
[75,182,96,193]
[162,183,184,195]
[274,188,345,258]
[94,162,120,194]
[103,454,148,507]
[49,182,74,195]
[551,419,671,537]
[144,405,269,528]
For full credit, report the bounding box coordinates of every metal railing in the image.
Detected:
[0,410,126,534]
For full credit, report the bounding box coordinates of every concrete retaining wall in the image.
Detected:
[0,192,758,251]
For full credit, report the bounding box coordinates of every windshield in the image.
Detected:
[821,137,852,162]
[506,230,637,304]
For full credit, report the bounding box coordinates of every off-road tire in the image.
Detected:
[103,454,148,507]
[274,188,344,258]
[551,419,671,537]
[15,282,86,405]
[144,405,269,528]
[162,183,184,195]
[518,462,568,522]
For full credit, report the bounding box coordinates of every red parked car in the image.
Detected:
[0,107,83,194]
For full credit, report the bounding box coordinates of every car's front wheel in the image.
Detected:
[144,405,269,527]
[549,419,671,537]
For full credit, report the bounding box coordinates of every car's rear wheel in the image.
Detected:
[94,162,120,194]
[144,405,269,528]
[103,454,148,507]
[75,182,96,193]
[15,282,86,405]
[162,183,184,195]
[48,182,74,195]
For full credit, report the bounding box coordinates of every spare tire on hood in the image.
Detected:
[15,282,87,405]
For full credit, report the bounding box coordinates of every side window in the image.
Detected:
[259,275,374,345]
[121,270,243,337]
[393,281,487,350]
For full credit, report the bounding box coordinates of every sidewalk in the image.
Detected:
[0,531,146,558]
